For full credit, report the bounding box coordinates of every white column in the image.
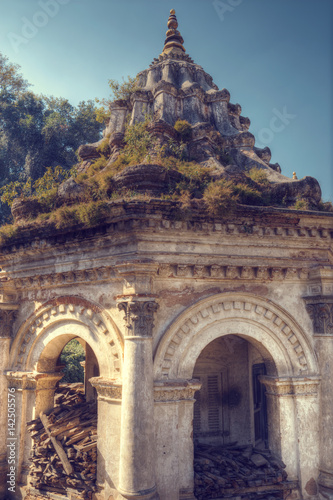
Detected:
[262,376,321,500]
[305,295,333,499]
[90,377,122,500]
[117,298,159,500]
[5,371,37,493]
[153,380,201,500]
[0,306,19,500]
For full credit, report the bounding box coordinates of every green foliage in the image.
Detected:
[0,166,70,208]
[0,178,32,206]
[60,339,85,383]
[0,53,103,224]
[95,75,139,123]
[0,223,19,245]
[203,180,239,217]
[232,182,265,205]
[108,76,139,101]
[174,120,192,141]
[246,167,269,185]
[291,198,311,210]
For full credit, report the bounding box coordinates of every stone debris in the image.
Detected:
[27,385,97,498]
[194,443,291,500]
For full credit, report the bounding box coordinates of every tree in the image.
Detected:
[0,52,103,224]
[60,339,85,383]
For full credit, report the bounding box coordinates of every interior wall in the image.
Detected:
[193,335,252,446]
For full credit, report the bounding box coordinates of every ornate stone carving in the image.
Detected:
[0,308,18,338]
[155,293,314,379]
[89,377,122,401]
[304,296,333,335]
[261,376,321,397]
[6,371,37,390]
[154,379,201,402]
[118,299,159,338]
[14,297,122,372]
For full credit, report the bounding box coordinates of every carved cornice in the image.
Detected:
[117,299,159,338]
[9,266,116,291]
[3,263,318,293]
[0,205,331,261]
[158,264,311,281]
[260,376,321,397]
[6,371,37,390]
[154,379,201,403]
[89,377,122,402]
[303,296,333,335]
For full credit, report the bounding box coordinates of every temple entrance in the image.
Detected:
[28,334,100,499]
[193,335,268,449]
[192,335,289,500]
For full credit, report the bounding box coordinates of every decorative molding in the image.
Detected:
[154,379,201,402]
[6,371,37,390]
[14,296,122,373]
[0,212,331,262]
[89,377,122,402]
[118,299,159,338]
[0,307,19,338]
[303,296,333,335]
[154,293,317,379]
[157,264,311,281]
[9,266,116,291]
[260,376,321,397]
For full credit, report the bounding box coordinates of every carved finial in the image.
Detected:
[293,172,298,180]
[163,9,185,54]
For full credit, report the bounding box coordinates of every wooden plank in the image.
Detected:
[39,412,73,475]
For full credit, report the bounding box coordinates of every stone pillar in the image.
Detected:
[153,380,201,500]
[5,371,37,491]
[0,305,19,500]
[117,298,159,500]
[34,372,64,416]
[89,377,122,500]
[85,343,99,402]
[304,294,333,499]
[262,376,321,500]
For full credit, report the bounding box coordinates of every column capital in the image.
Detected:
[260,375,321,397]
[115,261,159,295]
[303,295,333,336]
[6,371,37,390]
[89,376,122,402]
[117,298,159,338]
[0,304,19,338]
[154,379,201,403]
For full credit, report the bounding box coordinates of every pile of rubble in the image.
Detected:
[194,443,294,500]
[27,384,97,498]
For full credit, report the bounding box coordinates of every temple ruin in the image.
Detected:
[0,9,333,500]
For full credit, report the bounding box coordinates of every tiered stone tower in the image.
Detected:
[79,9,321,207]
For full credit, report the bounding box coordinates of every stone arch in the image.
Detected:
[154,292,318,379]
[10,296,123,378]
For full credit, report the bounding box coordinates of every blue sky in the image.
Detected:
[0,0,332,201]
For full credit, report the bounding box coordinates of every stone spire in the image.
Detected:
[163,9,185,54]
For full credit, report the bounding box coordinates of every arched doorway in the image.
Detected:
[154,292,320,500]
[192,335,270,449]
[7,296,123,499]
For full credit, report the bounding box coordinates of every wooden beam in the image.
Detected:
[39,412,73,475]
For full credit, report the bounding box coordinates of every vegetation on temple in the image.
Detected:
[0,57,332,246]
